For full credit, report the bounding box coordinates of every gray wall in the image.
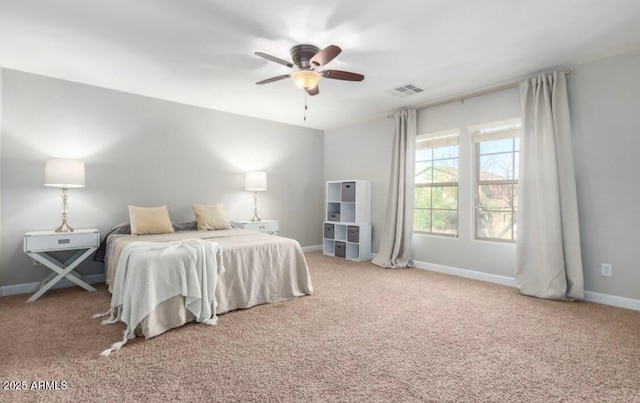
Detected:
[568,50,640,300]
[0,69,324,288]
[324,49,640,301]
[323,116,395,252]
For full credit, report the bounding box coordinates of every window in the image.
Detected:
[414,130,459,236]
[471,119,520,242]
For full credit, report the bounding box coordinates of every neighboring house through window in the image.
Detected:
[414,130,459,236]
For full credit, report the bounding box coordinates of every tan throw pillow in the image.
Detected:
[128,205,174,235]
[193,203,231,231]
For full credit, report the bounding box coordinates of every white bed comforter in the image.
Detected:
[98,229,313,352]
[96,238,224,356]
[104,230,313,316]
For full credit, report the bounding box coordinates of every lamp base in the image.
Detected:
[55,219,74,233]
[250,191,262,222]
[55,187,74,232]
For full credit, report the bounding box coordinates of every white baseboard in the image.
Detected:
[413,260,517,287]
[413,259,639,311]
[302,245,323,252]
[583,291,640,311]
[0,273,105,298]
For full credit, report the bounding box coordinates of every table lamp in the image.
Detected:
[44,158,85,232]
[245,171,267,222]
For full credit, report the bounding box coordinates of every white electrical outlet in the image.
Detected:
[601,263,612,277]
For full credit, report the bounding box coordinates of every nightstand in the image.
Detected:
[231,220,279,235]
[23,229,100,302]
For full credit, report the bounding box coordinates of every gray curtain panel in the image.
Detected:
[373,109,416,269]
[516,72,584,300]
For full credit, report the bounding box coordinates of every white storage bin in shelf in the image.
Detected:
[323,239,335,255]
[346,243,360,260]
[327,182,341,202]
[341,203,356,223]
[334,224,347,241]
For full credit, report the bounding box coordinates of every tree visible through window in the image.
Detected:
[472,119,520,242]
[414,131,459,236]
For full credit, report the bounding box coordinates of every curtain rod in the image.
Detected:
[405,69,572,113]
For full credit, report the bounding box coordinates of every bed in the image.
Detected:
[98,223,313,340]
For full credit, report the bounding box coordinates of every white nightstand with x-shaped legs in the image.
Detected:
[23,229,100,302]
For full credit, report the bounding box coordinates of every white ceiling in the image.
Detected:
[1,0,640,130]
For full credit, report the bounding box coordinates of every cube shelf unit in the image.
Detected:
[323,180,372,262]
[323,223,371,262]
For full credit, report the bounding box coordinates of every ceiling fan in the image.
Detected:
[255,44,364,96]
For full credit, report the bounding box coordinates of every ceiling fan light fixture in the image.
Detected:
[290,70,321,91]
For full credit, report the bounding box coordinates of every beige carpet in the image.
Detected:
[1,251,638,402]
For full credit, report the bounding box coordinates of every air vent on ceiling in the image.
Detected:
[388,84,424,97]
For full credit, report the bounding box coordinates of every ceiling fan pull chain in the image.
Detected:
[304,92,308,121]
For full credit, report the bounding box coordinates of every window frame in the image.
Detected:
[471,119,521,243]
[414,130,460,237]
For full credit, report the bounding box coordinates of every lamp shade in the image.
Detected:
[245,171,267,191]
[290,70,321,90]
[44,158,85,188]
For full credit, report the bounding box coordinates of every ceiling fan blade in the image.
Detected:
[254,52,293,68]
[256,74,290,85]
[307,85,319,96]
[322,70,365,81]
[310,45,342,67]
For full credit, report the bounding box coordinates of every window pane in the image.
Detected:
[432,210,457,235]
[476,210,490,238]
[478,184,513,211]
[414,209,431,232]
[432,186,458,209]
[416,148,432,162]
[415,137,459,237]
[474,121,519,243]
[433,158,458,183]
[433,145,458,159]
[415,162,432,184]
[414,187,432,208]
[479,138,514,154]
[479,153,514,180]
[476,211,514,240]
